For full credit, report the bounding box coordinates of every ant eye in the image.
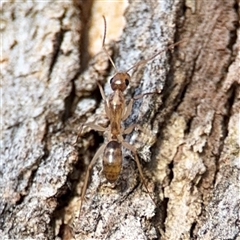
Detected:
[125,79,129,86]
[110,78,113,84]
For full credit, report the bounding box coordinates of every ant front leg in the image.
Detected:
[78,143,107,219]
[97,82,111,118]
[122,141,156,206]
[122,90,159,122]
[122,98,134,121]
[134,91,160,100]
[123,123,137,135]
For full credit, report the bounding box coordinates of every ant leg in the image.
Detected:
[122,141,156,206]
[122,91,159,121]
[97,82,111,119]
[123,123,137,135]
[83,123,113,145]
[74,123,107,146]
[122,99,134,121]
[97,82,107,101]
[84,122,107,132]
[134,91,159,100]
[123,124,156,144]
[78,143,106,219]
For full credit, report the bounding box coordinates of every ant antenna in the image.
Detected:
[126,38,186,73]
[101,16,187,77]
[102,16,118,72]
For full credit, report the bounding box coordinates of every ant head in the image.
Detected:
[110,72,130,91]
[102,16,186,92]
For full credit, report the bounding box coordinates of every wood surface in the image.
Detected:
[1,1,239,239]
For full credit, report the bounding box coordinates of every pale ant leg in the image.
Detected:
[97,82,111,119]
[78,143,107,219]
[133,91,160,100]
[97,82,107,101]
[122,99,134,121]
[121,141,156,206]
[84,122,107,132]
[122,91,159,121]
[131,124,152,136]
[74,123,106,147]
[123,124,156,149]
[123,123,137,135]
[121,91,158,141]
[75,82,108,145]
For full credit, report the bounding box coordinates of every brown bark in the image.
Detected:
[1,1,239,240]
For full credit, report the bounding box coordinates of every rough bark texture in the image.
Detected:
[1,1,239,240]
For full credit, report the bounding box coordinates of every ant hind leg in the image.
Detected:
[122,141,156,206]
[78,143,106,219]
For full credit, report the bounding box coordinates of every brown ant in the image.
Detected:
[78,16,185,219]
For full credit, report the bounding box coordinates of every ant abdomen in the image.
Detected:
[103,140,122,183]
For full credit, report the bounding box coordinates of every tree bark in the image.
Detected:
[1,1,239,240]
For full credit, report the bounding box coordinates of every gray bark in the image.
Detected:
[1,1,239,240]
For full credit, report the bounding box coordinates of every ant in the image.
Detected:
[78,16,185,219]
